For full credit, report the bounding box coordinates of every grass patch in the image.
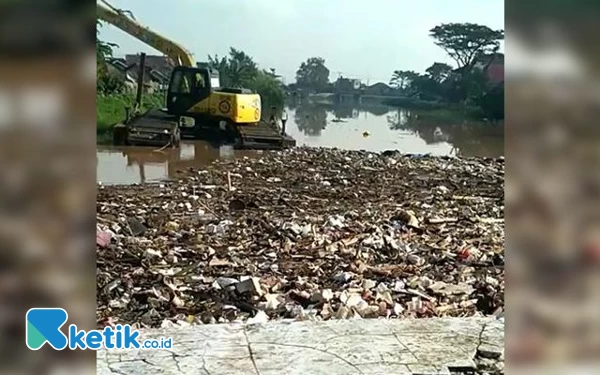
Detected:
[97,94,132,133]
[97,93,166,139]
[382,96,445,110]
[382,96,483,123]
[411,107,481,122]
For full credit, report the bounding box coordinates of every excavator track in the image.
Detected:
[128,110,296,150]
[235,121,296,150]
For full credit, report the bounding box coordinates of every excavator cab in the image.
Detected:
[166,66,219,115]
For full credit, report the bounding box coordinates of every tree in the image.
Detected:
[425,62,453,83]
[208,48,284,111]
[295,57,330,92]
[227,47,258,87]
[389,70,419,90]
[477,82,504,120]
[96,20,118,76]
[251,70,285,110]
[410,74,443,100]
[429,23,503,71]
[208,47,259,88]
[207,54,231,87]
[96,20,124,95]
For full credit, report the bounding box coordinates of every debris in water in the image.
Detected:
[96,147,504,327]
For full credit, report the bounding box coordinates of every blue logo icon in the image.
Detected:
[26,307,172,351]
[26,308,69,350]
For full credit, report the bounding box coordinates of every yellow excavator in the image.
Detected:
[97,0,261,127]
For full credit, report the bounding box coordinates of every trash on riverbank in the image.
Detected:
[96,147,504,328]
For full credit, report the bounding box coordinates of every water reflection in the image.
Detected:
[97,102,503,185]
[97,142,256,185]
[286,101,503,157]
[332,105,359,120]
[386,109,504,157]
[294,103,328,136]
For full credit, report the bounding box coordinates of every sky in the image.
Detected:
[98,0,505,84]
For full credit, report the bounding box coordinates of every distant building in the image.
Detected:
[107,55,170,93]
[106,58,137,93]
[449,52,504,86]
[474,52,504,84]
[363,82,395,96]
[474,52,504,68]
[125,54,174,79]
[486,63,504,84]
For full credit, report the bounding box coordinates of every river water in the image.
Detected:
[97,103,503,185]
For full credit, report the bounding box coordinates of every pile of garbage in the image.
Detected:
[96,147,504,328]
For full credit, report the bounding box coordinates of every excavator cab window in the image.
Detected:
[167,67,211,115]
[195,73,206,89]
[169,71,184,93]
[169,68,209,94]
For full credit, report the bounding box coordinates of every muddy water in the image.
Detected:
[96,142,258,185]
[97,103,503,185]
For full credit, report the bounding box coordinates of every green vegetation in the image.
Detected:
[381,96,444,110]
[208,48,285,110]
[97,93,165,144]
[387,22,504,120]
[379,97,483,122]
[97,93,164,133]
[252,71,285,111]
[287,23,504,121]
[97,94,127,134]
[429,23,503,71]
[409,107,482,122]
[295,57,330,93]
[208,48,258,88]
[97,20,131,143]
[97,19,159,142]
[97,20,126,96]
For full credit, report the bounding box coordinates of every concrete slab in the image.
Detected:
[97,317,504,375]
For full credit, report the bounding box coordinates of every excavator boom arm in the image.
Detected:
[97,0,195,67]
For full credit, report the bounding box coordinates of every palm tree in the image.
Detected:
[207,54,231,87]
[207,48,259,88]
[96,21,118,75]
[227,48,258,87]
[389,70,419,90]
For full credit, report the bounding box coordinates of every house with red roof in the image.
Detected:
[474,53,504,84]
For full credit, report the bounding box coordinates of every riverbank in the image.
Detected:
[382,96,491,122]
[300,94,486,123]
[97,147,504,328]
[97,93,165,143]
